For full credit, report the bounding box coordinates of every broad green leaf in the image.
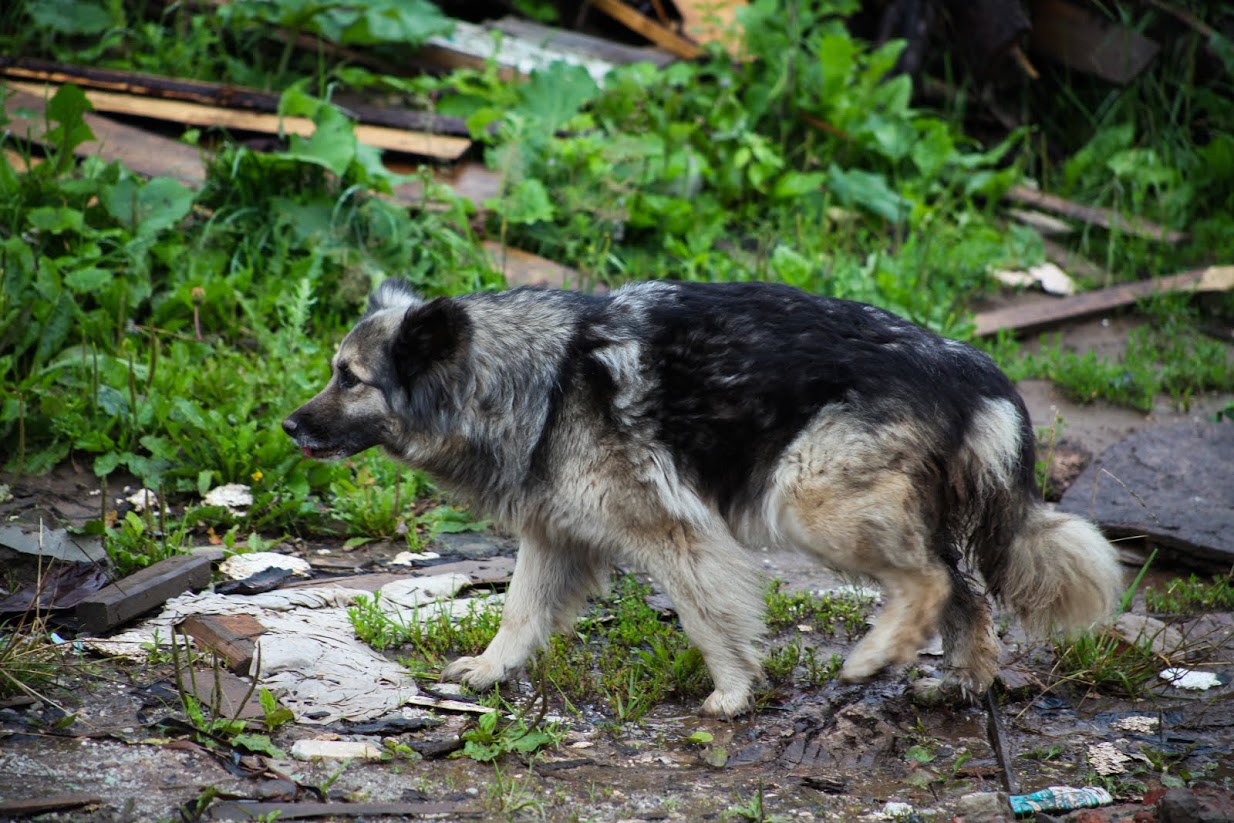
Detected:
[64,267,111,293]
[26,0,112,35]
[33,292,75,368]
[43,84,95,158]
[27,206,83,234]
[827,164,909,223]
[497,178,555,224]
[772,170,827,200]
[283,105,356,176]
[515,62,600,132]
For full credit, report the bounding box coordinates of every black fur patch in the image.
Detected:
[394,297,471,386]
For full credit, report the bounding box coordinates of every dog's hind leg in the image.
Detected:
[839,562,951,683]
[442,534,602,691]
[937,567,999,697]
[633,525,766,719]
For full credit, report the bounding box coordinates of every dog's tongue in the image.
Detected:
[303,447,314,458]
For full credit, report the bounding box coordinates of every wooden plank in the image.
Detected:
[2,148,42,171]
[973,265,1234,337]
[181,667,265,720]
[0,56,470,136]
[6,80,472,161]
[5,88,205,184]
[1004,184,1186,243]
[1029,0,1159,85]
[673,0,745,53]
[0,794,102,816]
[589,0,703,59]
[422,19,618,86]
[206,801,481,820]
[178,613,266,673]
[492,16,675,67]
[482,241,595,290]
[75,553,212,633]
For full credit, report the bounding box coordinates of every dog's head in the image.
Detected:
[282,278,472,460]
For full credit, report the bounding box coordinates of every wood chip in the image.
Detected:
[0,794,102,816]
[589,0,703,59]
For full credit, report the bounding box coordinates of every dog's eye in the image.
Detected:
[336,366,359,389]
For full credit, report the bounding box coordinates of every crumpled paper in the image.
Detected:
[86,574,482,724]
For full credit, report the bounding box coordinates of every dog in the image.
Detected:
[284,278,1123,718]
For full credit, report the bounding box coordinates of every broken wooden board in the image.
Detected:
[180,668,266,720]
[76,553,212,633]
[0,793,102,817]
[6,80,472,160]
[1058,422,1234,568]
[420,19,623,85]
[673,0,745,54]
[972,265,1234,337]
[285,556,515,592]
[206,800,481,820]
[491,16,674,67]
[1004,185,1185,243]
[1029,0,1159,85]
[4,88,205,184]
[590,0,703,59]
[178,613,267,673]
[482,241,595,290]
[0,56,470,136]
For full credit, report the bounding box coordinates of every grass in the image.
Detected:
[1146,571,1234,614]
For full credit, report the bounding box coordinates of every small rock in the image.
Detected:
[955,791,1011,822]
[1158,786,1234,823]
[1115,613,1186,658]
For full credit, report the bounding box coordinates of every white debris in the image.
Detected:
[84,575,472,724]
[218,551,311,580]
[1160,667,1222,691]
[203,482,253,513]
[291,739,384,761]
[1087,741,1132,775]
[992,262,1077,296]
[870,801,915,819]
[125,488,163,513]
[389,550,440,566]
[1113,715,1160,734]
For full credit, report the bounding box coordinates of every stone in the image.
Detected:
[955,791,1011,822]
[1157,786,1234,823]
[1058,422,1234,567]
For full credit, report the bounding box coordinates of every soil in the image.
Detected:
[2,313,1233,822]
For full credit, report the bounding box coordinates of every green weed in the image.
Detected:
[456,707,563,763]
[1146,572,1234,615]
[764,579,874,639]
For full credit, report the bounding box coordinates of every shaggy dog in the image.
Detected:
[284,279,1123,717]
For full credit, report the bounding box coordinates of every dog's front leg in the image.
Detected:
[442,535,597,691]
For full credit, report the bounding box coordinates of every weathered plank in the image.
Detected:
[5,88,205,184]
[589,0,703,59]
[76,553,212,633]
[178,613,267,673]
[206,801,481,820]
[1029,0,1159,85]
[1004,184,1185,243]
[0,56,470,136]
[7,80,472,160]
[973,265,1234,337]
[0,794,102,816]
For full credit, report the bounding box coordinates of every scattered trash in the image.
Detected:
[215,566,296,596]
[86,575,471,723]
[218,551,310,581]
[1159,667,1223,691]
[1087,741,1133,775]
[992,262,1077,295]
[871,801,915,819]
[0,524,107,563]
[1008,785,1114,816]
[389,550,440,566]
[1112,715,1160,734]
[0,561,110,613]
[125,487,163,513]
[202,483,253,513]
[290,739,384,761]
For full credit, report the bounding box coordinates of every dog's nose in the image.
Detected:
[282,417,299,436]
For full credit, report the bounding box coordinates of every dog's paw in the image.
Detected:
[838,653,884,684]
[441,655,506,690]
[700,688,754,719]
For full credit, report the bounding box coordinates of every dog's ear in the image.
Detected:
[367,278,422,316]
[393,297,470,381]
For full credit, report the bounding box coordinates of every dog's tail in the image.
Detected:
[960,398,1124,637]
[993,506,1125,636]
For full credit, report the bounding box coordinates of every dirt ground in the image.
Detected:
[2,314,1233,822]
